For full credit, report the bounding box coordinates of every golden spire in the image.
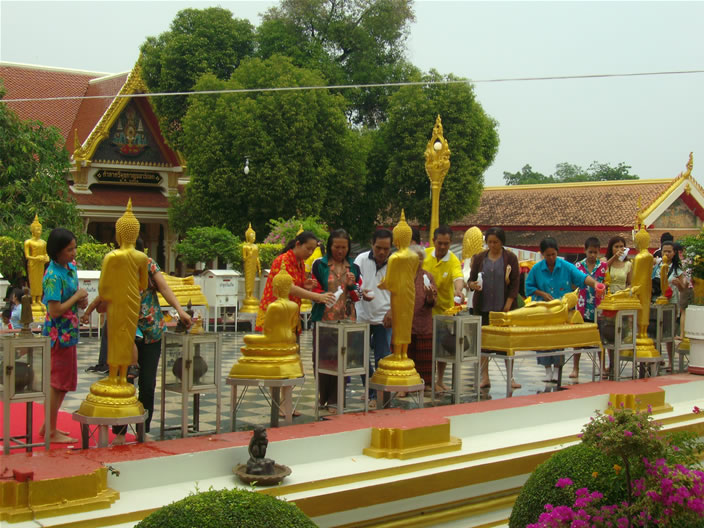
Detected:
[245,222,256,241]
[296,223,304,236]
[115,198,140,246]
[30,214,41,231]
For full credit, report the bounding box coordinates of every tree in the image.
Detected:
[173,226,240,268]
[0,87,83,245]
[169,55,369,240]
[139,7,255,151]
[256,0,417,126]
[504,161,639,185]
[367,70,499,227]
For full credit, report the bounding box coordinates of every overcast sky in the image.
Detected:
[2,1,703,187]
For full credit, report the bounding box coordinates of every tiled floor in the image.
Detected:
[65,326,649,443]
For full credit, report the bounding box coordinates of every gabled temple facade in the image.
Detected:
[0,61,185,272]
[455,154,703,256]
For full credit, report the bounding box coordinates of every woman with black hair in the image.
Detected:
[256,231,335,332]
[40,228,88,443]
[653,240,687,371]
[310,229,362,413]
[604,236,632,294]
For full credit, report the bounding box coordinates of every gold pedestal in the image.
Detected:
[300,299,312,312]
[228,344,303,380]
[363,421,461,460]
[77,380,145,418]
[240,297,260,313]
[621,336,660,358]
[656,296,669,305]
[607,390,672,415]
[481,323,601,355]
[370,354,422,386]
[31,301,46,323]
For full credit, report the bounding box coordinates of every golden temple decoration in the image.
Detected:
[157,275,208,308]
[241,223,262,313]
[628,211,659,358]
[462,226,483,261]
[370,210,422,386]
[490,290,583,327]
[607,390,672,416]
[598,286,642,312]
[424,115,451,248]
[229,262,303,379]
[656,254,671,305]
[363,420,461,460]
[24,215,49,321]
[78,199,148,418]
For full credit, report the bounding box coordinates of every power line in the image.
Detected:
[2,69,704,103]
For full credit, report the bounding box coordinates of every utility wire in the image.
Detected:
[2,69,704,103]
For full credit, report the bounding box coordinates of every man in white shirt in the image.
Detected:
[355,229,393,402]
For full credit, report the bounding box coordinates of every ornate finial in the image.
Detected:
[30,214,41,232]
[296,224,304,236]
[115,198,140,246]
[685,152,693,176]
[73,129,85,160]
[392,209,412,249]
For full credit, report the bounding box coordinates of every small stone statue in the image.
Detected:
[19,287,33,335]
[175,300,195,333]
[245,426,275,476]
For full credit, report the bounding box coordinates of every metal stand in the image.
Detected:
[227,377,305,430]
[72,412,147,448]
[369,382,424,409]
[432,314,481,404]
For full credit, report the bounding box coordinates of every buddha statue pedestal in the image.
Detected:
[31,301,46,323]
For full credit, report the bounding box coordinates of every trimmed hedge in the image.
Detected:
[136,488,316,528]
[509,443,628,528]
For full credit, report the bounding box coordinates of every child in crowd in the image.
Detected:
[573,237,608,378]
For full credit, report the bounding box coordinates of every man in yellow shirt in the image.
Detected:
[423,225,465,391]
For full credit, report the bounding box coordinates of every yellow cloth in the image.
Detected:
[423,247,463,315]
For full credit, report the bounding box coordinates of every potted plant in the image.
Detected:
[680,225,704,373]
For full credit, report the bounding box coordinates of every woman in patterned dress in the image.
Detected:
[40,228,88,444]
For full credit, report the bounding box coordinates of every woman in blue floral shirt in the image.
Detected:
[41,228,88,444]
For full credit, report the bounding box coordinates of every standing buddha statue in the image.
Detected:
[370,210,422,386]
[241,223,262,313]
[630,216,659,358]
[24,215,49,320]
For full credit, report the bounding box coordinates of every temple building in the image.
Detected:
[455,155,704,257]
[0,61,185,272]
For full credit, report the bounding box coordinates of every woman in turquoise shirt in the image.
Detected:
[525,237,602,381]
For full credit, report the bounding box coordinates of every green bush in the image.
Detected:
[263,216,329,247]
[0,236,24,279]
[259,243,284,270]
[135,488,316,528]
[174,226,241,267]
[509,443,628,528]
[75,242,113,270]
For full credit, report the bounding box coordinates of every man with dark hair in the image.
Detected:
[653,232,674,261]
[423,225,464,391]
[354,229,393,405]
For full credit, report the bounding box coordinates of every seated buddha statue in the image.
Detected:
[229,262,303,379]
[489,289,581,327]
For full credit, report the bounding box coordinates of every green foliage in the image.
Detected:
[509,443,627,528]
[139,7,255,151]
[135,488,316,528]
[75,242,113,270]
[257,0,417,126]
[170,55,366,239]
[0,86,83,240]
[259,244,284,270]
[679,229,704,281]
[0,236,25,280]
[174,227,240,267]
[504,161,639,185]
[263,216,329,247]
[368,70,498,226]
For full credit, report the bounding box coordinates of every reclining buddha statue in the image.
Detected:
[489,289,582,327]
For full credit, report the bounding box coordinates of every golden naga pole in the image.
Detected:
[424,115,451,248]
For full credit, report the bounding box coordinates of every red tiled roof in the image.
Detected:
[458,180,673,228]
[0,63,109,145]
[71,185,169,209]
[69,73,128,152]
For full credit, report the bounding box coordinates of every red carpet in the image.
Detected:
[0,401,135,450]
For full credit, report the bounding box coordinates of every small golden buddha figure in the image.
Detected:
[241,223,262,313]
[24,215,49,319]
[371,210,422,386]
[229,262,303,379]
[630,219,659,357]
[656,254,671,305]
[490,290,582,327]
[77,200,148,418]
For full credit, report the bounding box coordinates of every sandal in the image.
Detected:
[127,365,140,381]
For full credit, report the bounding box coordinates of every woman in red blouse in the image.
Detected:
[256,231,335,331]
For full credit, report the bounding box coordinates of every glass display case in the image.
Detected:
[315,321,369,417]
[652,303,676,352]
[432,314,481,404]
[160,331,222,438]
[1,334,51,454]
[596,308,638,381]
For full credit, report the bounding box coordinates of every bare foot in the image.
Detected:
[436,381,449,392]
[511,379,522,389]
[569,369,579,379]
[397,391,408,398]
[49,432,78,444]
[480,378,491,389]
[112,434,126,446]
[326,406,338,415]
[39,426,69,437]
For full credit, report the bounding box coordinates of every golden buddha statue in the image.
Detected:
[77,200,148,418]
[462,226,483,262]
[490,290,582,327]
[24,215,49,320]
[655,254,671,305]
[229,262,303,379]
[241,223,262,313]
[630,218,659,357]
[370,210,422,386]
